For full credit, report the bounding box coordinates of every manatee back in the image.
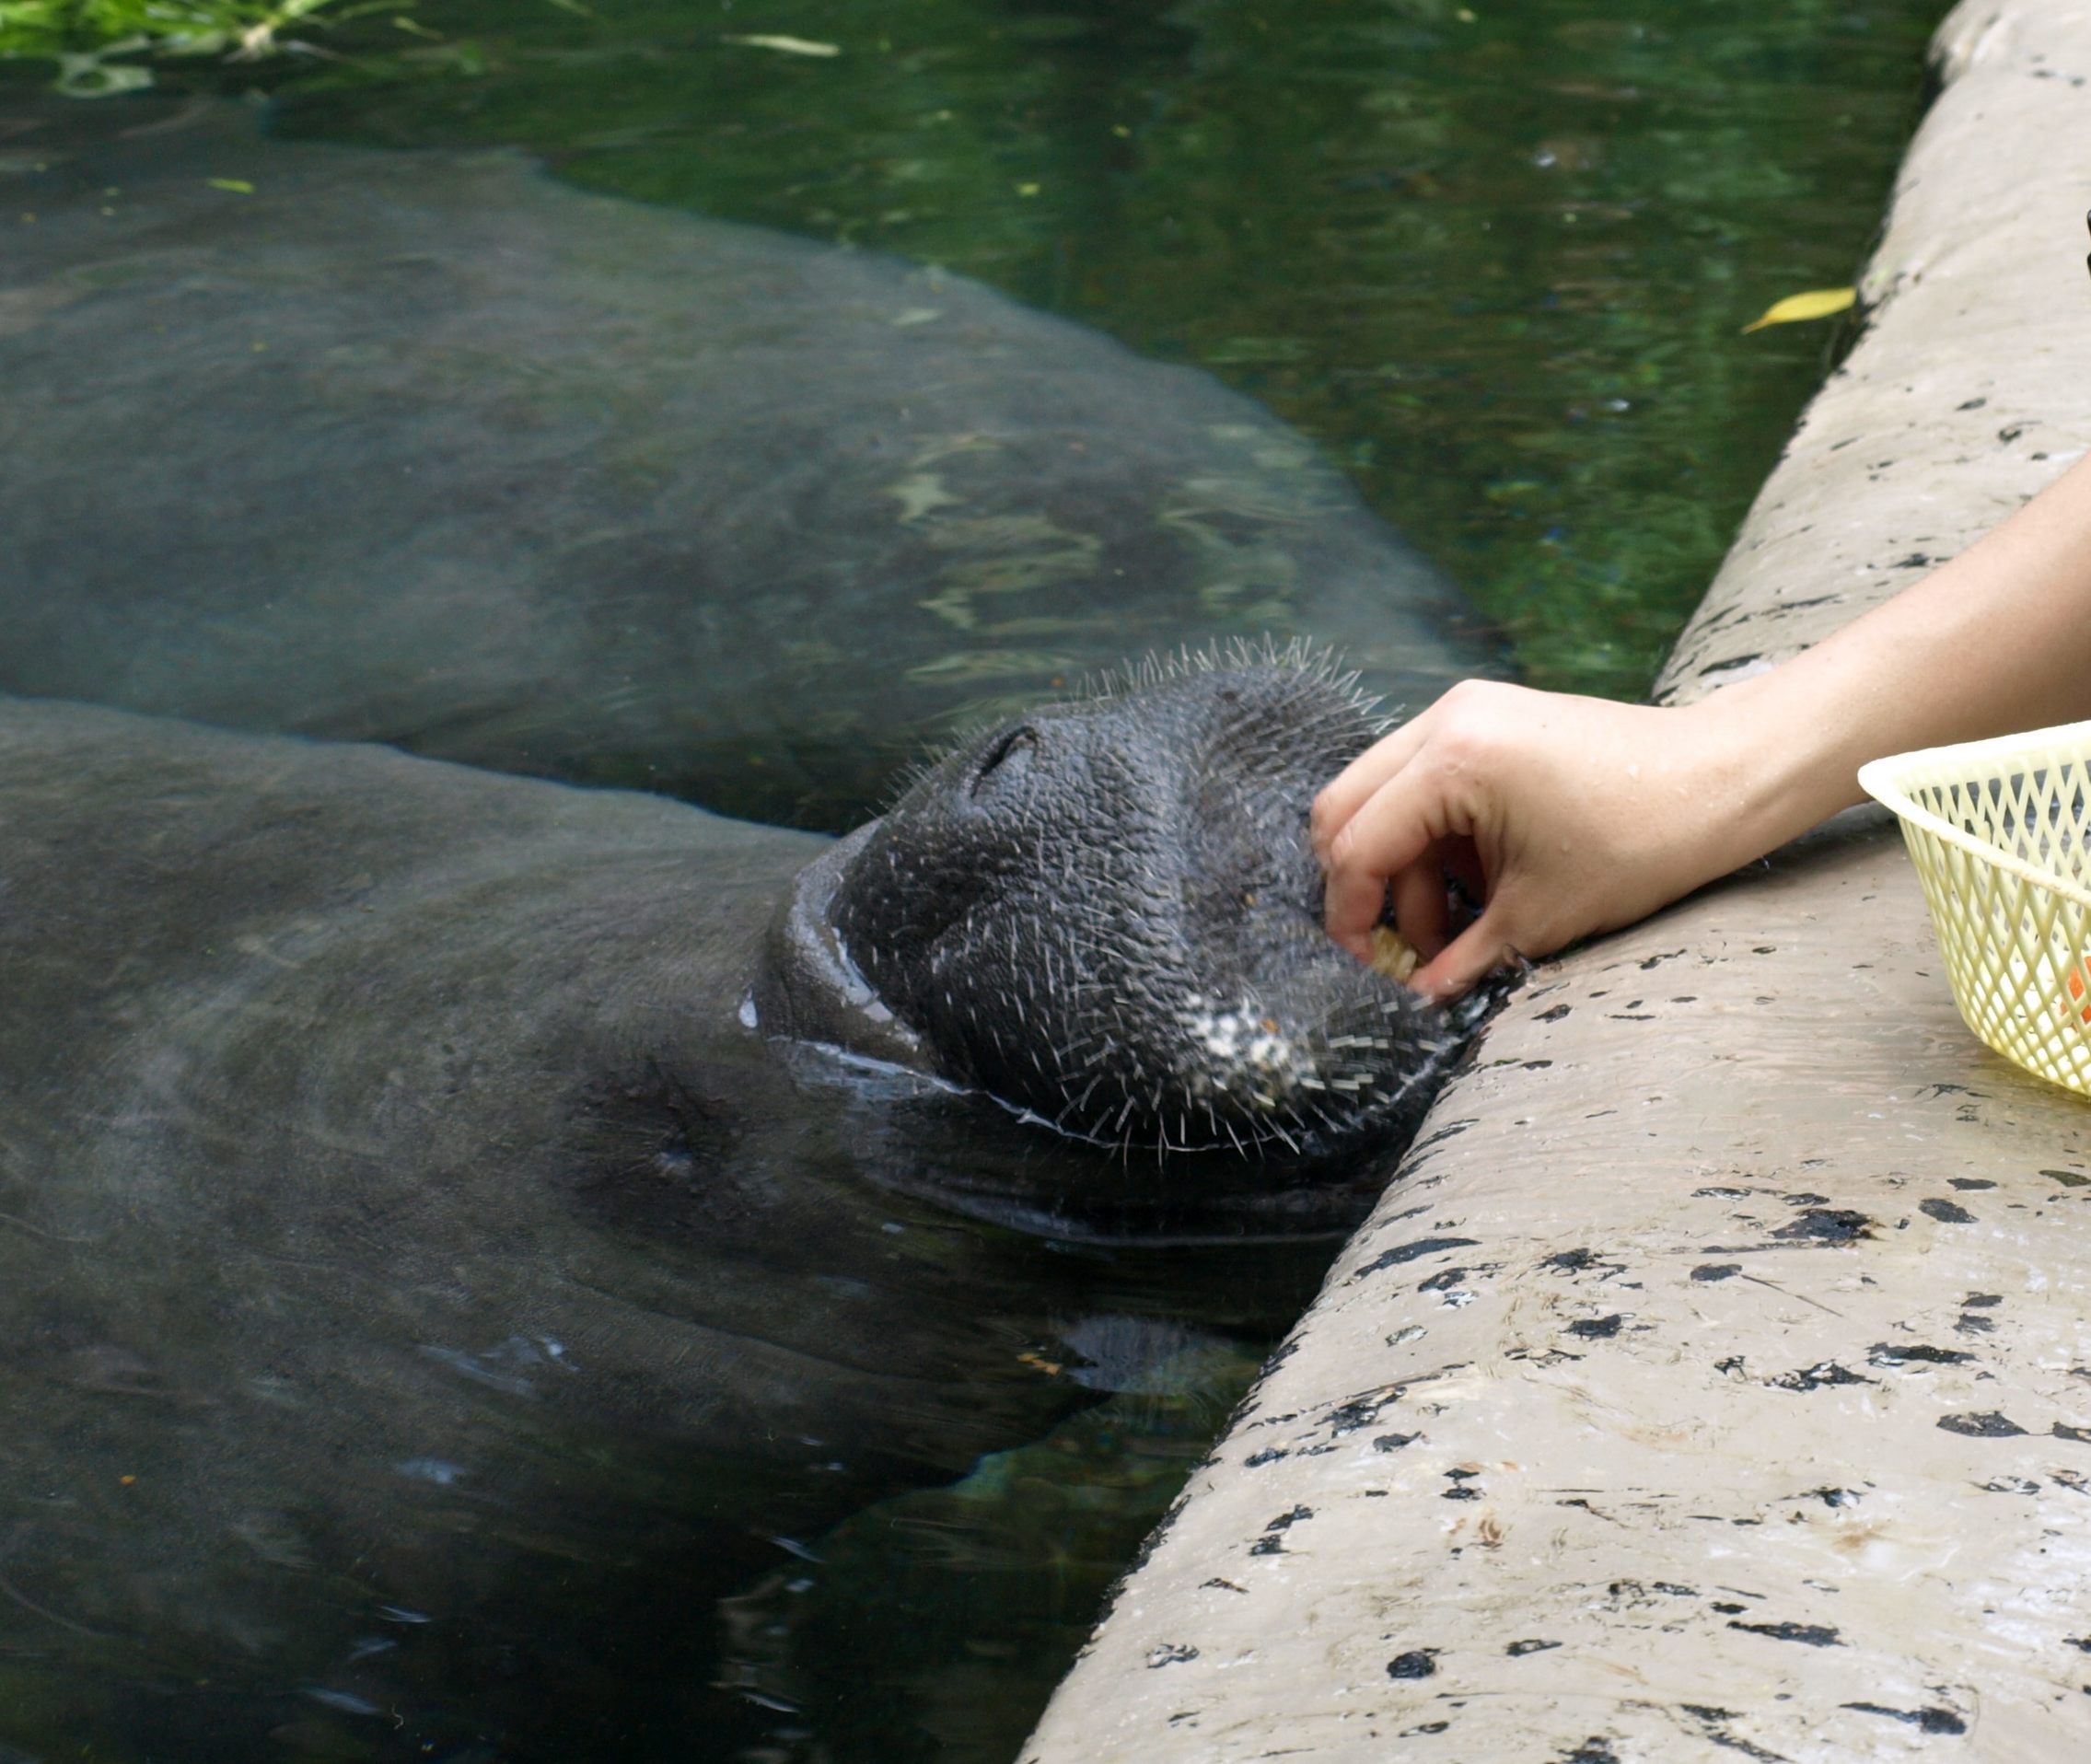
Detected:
[0,694,1108,1756]
[0,98,1501,830]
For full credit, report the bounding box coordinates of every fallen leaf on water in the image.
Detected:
[1741,286,1855,333]
[205,178,255,194]
[721,33,840,57]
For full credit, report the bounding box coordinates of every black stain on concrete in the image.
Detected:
[1772,1209,1876,1244]
[1772,1362,1872,1391]
[1919,1198,1976,1224]
[1842,1702,1967,1735]
[1405,1119,1478,1157]
[1868,1342,1974,1368]
[1358,1236,1481,1275]
[1567,1315,1625,1340]
[1728,1619,1842,1646]
[1442,1468,1482,1501]
[1327,1386,1407,1434]
[1679,1704,1787,1762]
[1938,1411,2028,1437]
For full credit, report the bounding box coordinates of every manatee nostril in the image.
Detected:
[970,725,1039,799]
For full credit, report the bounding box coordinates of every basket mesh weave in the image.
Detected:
[1859,721,2091,1097]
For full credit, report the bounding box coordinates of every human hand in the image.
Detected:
[1311,680,1755,1003]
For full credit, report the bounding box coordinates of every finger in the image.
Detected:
[1388,858,1450,962]
[1410,909,1522,1004]
[1321,865,1388,963]
[1321,772,1446,955]
[1310,713,1434,856]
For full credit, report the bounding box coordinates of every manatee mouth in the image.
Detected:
[818,645,1473,1164]
[1106,944,1461,1160]
[1005,850,1466,1160]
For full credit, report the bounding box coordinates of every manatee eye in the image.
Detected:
[970,725,1038,799]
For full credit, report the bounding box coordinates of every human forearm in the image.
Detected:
[1706,444,2091,854]
[1315,447,2091,1000]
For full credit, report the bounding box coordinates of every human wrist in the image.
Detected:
[1661,676,1850,884]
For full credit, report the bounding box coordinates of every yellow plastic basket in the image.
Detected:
[1859,720,2091,1097]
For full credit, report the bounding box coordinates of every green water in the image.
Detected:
[0,3,1944,1759]
[85,0,1943,699]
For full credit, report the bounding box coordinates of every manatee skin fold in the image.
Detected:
[0,99,1497,830]
[0,657,1464,1759]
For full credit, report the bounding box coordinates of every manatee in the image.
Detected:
[0,97,1500,830]
[0,653,1466,1760]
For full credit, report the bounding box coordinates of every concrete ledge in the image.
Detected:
[1020,4,2091,1758]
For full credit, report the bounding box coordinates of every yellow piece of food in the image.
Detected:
[1368,923,1419,983]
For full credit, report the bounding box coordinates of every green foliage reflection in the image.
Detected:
[0,0,397,94]
[1,1,1941,695]
[252,0,1938,698]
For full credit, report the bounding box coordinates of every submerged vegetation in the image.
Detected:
[0,0,389,93]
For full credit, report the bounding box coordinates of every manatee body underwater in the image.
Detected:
[0,96,1501,830]
[0,656,1471,1761]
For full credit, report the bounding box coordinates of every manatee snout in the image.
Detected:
[824,649,1469,1161]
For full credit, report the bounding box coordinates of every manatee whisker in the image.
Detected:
[829,651,1476,1167]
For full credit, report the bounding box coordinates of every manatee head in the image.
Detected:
[767,647,1470,1171]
